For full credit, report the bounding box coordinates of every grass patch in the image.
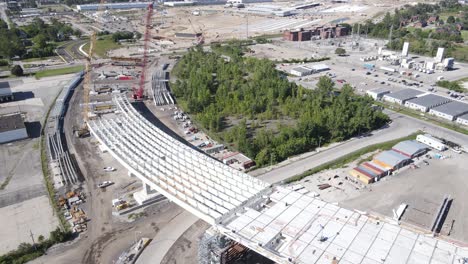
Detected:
[82,35,120,58]
[128,212,147,220]
[35,65,84,79]
[376,101,468,136]
[461,30,468,42]
[450,45,468,62]
[286,132,422,183]
[21,56,59,63]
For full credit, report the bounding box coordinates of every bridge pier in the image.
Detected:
[133,180,163,205]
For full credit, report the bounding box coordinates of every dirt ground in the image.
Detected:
[161,220,210,264]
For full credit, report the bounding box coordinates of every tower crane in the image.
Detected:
[133,2,154,100]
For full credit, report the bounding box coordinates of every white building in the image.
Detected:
[416,134,446,151]
[366,88,390,100]
[290,64,329,77]
[382,89,424,105]
[290,66,312,77]
[77,2,152,11]
[404,94,451,112]
[0,113,28,144]
[456,113,468,126]
[428,101,468,121]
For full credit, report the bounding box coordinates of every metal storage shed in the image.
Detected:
[382,89,424,105]
[373,150,411,170]
[404,94,451,112]
[428,101,468,121]
[349,168,375,184]
[0,113,28,144]
[392,140,428,158]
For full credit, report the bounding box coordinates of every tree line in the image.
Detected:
[172,46,389,167]
[352,0,468,60]
[0,18,81,59]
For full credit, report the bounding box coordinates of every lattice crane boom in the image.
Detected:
[134,3,154,100]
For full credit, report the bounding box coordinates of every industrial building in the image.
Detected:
[382,89,424,105]
[366,88,390,100]
[0,113,28,144]
[290,66,312,77]
[0,82,14,102]
[428,101,468,121]
[348,140,425,184]
[416,134,447,151]
[404,94,451,112]
[392,140,428,158]
[456,113,468,126]
[290,64,329,77]
[244,5,294,17]
[283,25,349,41]
[76,2,152,11]
[373,150,411,170]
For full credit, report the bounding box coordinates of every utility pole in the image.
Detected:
[29,230,37,251]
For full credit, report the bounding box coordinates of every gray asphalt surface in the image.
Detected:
[257,110,468,184]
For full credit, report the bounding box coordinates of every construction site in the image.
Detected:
[2,0,468,263]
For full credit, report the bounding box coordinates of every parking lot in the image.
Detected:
[342,151,468,243]
[0,75,74,254]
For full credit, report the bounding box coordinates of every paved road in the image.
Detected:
[257,110,468,184]
[136,211,198,264]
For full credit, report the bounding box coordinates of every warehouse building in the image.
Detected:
[404,94,451,112]
[366,88,390,100]
[77,2,152,11]
[416,134,447,151]
[373,150,411,170]
[456,113,468,126]
[0,113,28,144]
[349,160,391,184]
[349,166,376,184]
[382,88,424,105]
[392,140,428,158]
[0,82,14,102]
[290,64,329,77]
[428,101,468,121]
[290,66,312,77]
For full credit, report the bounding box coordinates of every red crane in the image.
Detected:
[134,3,154,100]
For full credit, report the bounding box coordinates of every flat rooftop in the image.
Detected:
[368,88,390,94]
[406,94,451,108]
[431,101,468,117]
[0,114,25,133]
[0,82,12,97]
[219,186,468,264]
[384,88,424,101]
[457,113,468,121]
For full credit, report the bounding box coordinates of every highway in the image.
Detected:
[257,109,468,184]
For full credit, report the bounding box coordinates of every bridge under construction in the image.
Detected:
[88,94,468,264]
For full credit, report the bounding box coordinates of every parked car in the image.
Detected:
[98,181,114,188]
[103,167,116,172]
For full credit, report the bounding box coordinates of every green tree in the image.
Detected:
[11,65,23,76]
[335,47,346,56]
[447,15,455,24]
